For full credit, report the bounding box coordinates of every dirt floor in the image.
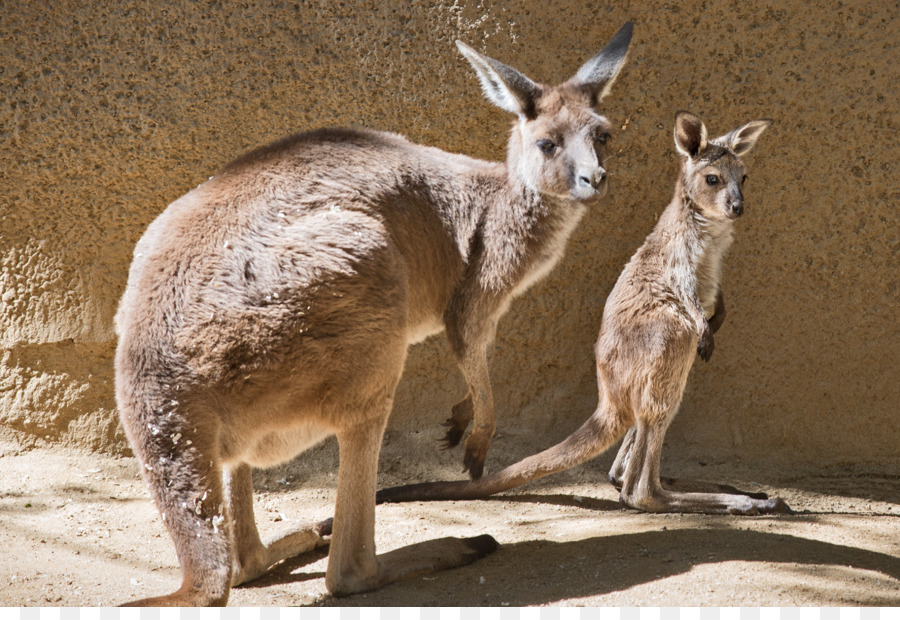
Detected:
[1,442,898,608]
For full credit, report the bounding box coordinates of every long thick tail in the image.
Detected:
[377,406,627,503]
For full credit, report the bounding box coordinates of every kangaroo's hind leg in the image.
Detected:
[619,412,790,515]
[121,410,233,606]
[608,426,636,488]
[325,403,498,597]
[226,463,330,587]
[608,425,768,499]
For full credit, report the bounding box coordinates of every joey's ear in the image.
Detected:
[570,22,633,105]
[456,41,542,119]
[674,110,708,158]
[719,119,773,156]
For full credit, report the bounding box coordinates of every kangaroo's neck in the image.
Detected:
[473,163,588,294]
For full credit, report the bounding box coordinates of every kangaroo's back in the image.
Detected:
[117,129,498,385]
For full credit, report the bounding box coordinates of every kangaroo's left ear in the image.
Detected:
[674,110,708,158]
[719,119,773,157]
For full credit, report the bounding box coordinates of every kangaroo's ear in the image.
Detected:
[719,119,773,157]
[456,41,542,119]
[674,111,708,158]
[570,22,634,105]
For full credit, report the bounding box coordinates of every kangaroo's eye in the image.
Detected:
[536,139,556,155]
[742,174,748,184]
[595,132,610,145]
[706,175,720,186]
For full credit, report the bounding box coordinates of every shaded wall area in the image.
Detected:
[1,0,897,468]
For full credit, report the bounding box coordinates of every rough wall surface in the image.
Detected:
[0,1,897,467]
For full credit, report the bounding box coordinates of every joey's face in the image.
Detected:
[684,147,748,220]
[516,89,613,204]
[673,111,771,222]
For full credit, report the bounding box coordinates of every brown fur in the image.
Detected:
[115,24,633,606]
[378,111,791,517]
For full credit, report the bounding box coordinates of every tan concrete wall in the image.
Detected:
[1,1,897,467]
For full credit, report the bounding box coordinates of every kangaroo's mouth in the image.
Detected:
[572,178,608,203]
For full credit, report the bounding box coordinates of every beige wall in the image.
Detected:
[1,1,897,467]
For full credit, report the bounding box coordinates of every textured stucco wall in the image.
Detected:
[1,1,897,467]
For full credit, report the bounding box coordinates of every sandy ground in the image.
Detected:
[1,442,898,608]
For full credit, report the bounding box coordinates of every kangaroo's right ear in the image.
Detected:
[571,22,634,106]
[674,111,708,158]
[457,41,542,119]
[720,119,773,157]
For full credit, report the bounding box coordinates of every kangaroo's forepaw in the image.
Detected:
[462,446,485,480]
[440,420,465,450]
[697,330,715,362]
[462,436,490,480]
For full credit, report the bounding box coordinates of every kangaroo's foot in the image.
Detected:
[620,486,791,515]
[233,519,332,586]
[328,534,499,598]
[660,476,770,500]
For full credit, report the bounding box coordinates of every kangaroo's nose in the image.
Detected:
[578,168,607,189]
[729,200,744,217]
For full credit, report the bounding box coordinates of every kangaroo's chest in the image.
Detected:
[695,228,734,316]
[510,203,587,298]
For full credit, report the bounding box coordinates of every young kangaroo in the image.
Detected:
[114,24,633,605]
[378,111,791,516]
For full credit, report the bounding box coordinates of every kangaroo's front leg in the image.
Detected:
[457,344,495,480]
[707,288,727,334]
[688,294,715,362]
[441,393,474,450]
[444,303,499,480]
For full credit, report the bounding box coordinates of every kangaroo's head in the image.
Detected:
[457,23,633,204]
[674,111,772,221]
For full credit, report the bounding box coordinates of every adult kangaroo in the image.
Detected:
[378,111,791,516]
[115,24,633,605]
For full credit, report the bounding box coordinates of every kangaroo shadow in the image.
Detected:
[249,525,900,606]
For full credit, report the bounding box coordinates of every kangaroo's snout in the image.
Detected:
[575,166,608,199]
[578,167,607,190]
[727,189,744,218]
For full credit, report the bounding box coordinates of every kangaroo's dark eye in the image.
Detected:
[742,174,748,184]
[595,132,610,145]
[706,175,720,186]
[536,139,556,155]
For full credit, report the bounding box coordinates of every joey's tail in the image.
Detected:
[377,405,627,503]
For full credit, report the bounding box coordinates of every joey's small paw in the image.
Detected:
[697,331,715,362]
